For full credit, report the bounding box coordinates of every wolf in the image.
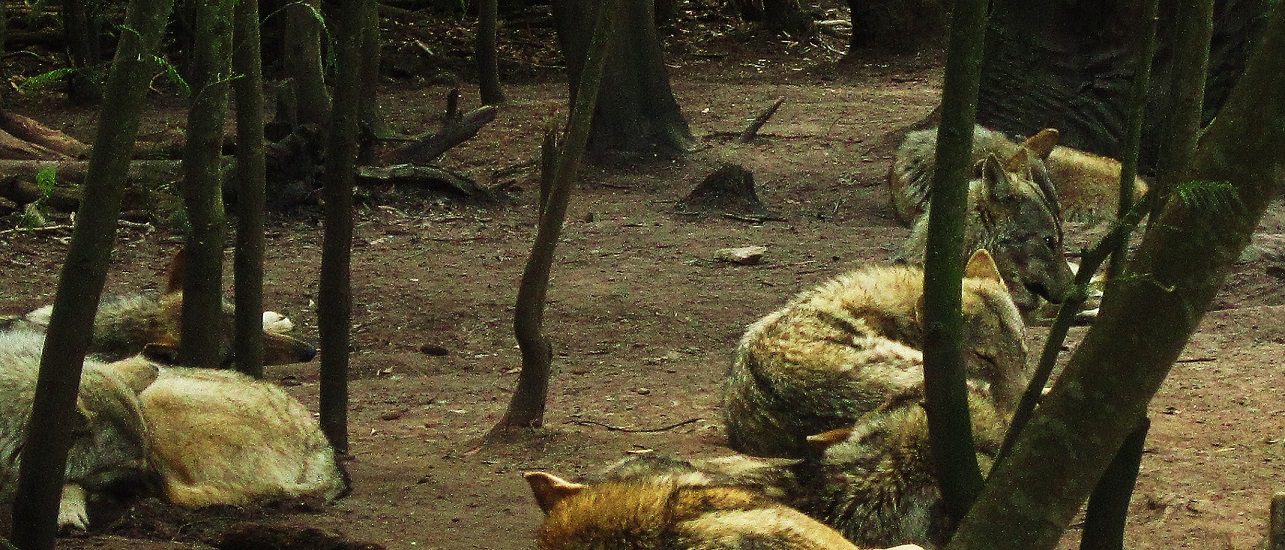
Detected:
[100,356,348,508]
[0,328,159,531]
[898,151,1076,319]
[11,251,316,366]
[523,470,923,550]
[722,249,1028,458]
[888,125,1148,224]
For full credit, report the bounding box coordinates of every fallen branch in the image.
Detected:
[381,88,497,165]
[739,96,785,143]
[0,111,90,158]
[355,164,496,202]
[568,418,702,433]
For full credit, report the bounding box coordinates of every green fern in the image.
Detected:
[151,55,191,96]
[34,165,57,198]
[1173,179,1240,215]
[17,67,77,95]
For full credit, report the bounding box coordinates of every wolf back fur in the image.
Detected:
[105,359,348,507]
[525,471,915,550]
[722,252,1028,458]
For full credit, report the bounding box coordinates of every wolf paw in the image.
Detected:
[57,484,90,532]
[262,311,295,334]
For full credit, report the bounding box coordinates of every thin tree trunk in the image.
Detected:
[496,0,617,430]
[1271,492,1285,550]
[62,0,103,102]
[1079,419,1149,550]
[1150,0,1214,220]
[946,7,1285,548]
[1105,0,1159,281]
[319,0,367,453]
[477,0,505,104]
[0,0,7,109]
[919,0,988,525]
[232,0,267,377]
[551,0,692,160]
[178,0,236,369]
[283,0,331,126]
[359,0,388,139]
[9,0,173,546]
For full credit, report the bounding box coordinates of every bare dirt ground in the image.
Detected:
[1,11,1283,550]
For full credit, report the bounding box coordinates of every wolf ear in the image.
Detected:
[163,249,186,295]
[524,472,585,514]
[964,249,1005,285]
[981,154,1016,200]
[805,427,853,453]
[106,357,161,395]
[1021,128,1059,160]
[1003,148,1029,174]
[142,337,180,363]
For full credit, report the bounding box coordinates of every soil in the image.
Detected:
[1,7,1283,550]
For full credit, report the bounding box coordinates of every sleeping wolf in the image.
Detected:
[523,470,923,550]
[0,329,158,531]
[11,251,316,366]
[722,249,1027,458]
[899,151,1076,319]
[888,125,1148,223]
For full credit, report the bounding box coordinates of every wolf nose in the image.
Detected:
[301,347,319,362]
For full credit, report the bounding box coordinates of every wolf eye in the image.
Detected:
[1043,236,1057,249]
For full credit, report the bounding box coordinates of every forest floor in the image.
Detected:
[1,8,1283,550]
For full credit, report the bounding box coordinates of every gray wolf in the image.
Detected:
[722,249,1028,458]
[523,470,923,550]
[898,151,1076,319]
[0,328,159,531]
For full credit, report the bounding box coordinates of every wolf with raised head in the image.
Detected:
[722,249,1027,458]
[0,329,159,531]
[523,470,923,550]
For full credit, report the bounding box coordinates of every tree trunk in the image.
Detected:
[283,0,331,127]
[762,0,811,35]
[654,0,679,26]
[919,0,988,525]
[1079,419,1149,550]
[946,7,1285,548]
[551,0,692,160]
[232,0,268,378]
[62,0,103,102]
[318,0,367,453]
[1150,0,1214,220]
[496,0,616,431]
[178,0,236,370]
[359,0,388,140]
[1106,0,1159,280]
[9,0,173,546]
[976,0,1265,167]
[0,0,7,109]
[477,0,505,104]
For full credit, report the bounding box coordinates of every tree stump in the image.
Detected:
[676,163,778,220]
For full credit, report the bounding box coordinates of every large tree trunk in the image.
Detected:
[8,0,173,546]
[477,0,505,104]
[318,0,367,453]
[283,0,331,127]
[551,0,693,160]
[62,0,103,102]
[946,6,1285,548]
[178,0,236,369]
[232,0,268,378]
[976,0,1265,168]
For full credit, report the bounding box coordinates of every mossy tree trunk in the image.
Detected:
[976,0,1264,166]
[359,0,388,140]
[919,0,988,526]
[551,0,692,160]
[946,6,1285,548]
[62,0,104,102]
[496,0,617,430]
[1151,0,1215,219]
[283,0,331,127]
[232,0,268,377]
[178,0,236,369]
[318,0,367,452]
[9,0,173,546]
[477,0,505,104]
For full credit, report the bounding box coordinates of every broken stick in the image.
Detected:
[739,96,785,143]
[382,88,498,165]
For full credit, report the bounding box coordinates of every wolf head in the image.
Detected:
[966,151,1075,316]
[796,385,1008,547]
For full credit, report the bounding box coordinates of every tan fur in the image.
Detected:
[722,255,1028,457]
[526,472,909,550]
[117,362,346,507]
[1045,145,1149,220]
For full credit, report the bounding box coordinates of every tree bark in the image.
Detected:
[359,0,388,140]
[976,0,1265,167]
[496,0,616,430]
[178,0,236,369]
[946,7,1285,548]
[283,0,331,127]
[8,0,173,546]
[1271,492,1285,550]
[62,0,103,102]
[1150,0,1214,220]
[319,0,367,453]
[477,0,506,104]
[920,0,988,525]
[1106,0,1159,280]
[232,0,268,377]
[1079,419,1149,550]
[551,0,692,160]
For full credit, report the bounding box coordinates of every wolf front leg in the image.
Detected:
[57,483,89,532]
